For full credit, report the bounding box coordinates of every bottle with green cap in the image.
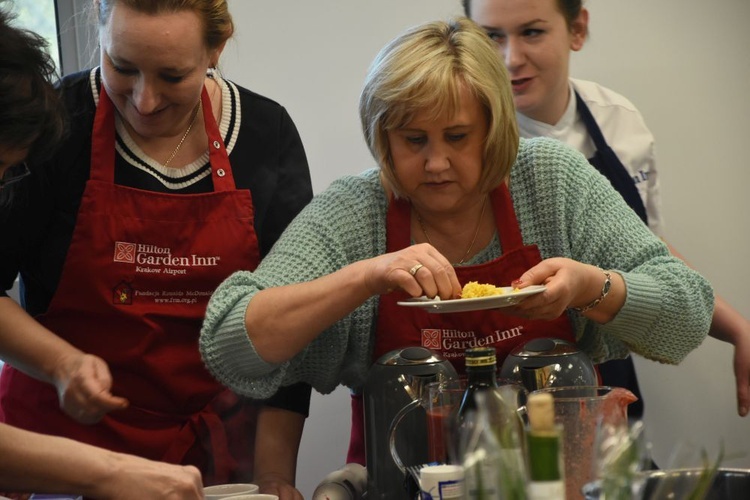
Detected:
[456,347,528,500]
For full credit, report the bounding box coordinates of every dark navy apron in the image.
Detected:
[575,90,646,419]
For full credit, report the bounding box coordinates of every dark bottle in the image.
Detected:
[458,347,501,415]
[459,347,526,450]
[457,347,528,500]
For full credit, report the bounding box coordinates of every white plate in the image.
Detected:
[397,285,546,313]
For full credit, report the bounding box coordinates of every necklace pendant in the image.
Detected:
[163,101,202,168]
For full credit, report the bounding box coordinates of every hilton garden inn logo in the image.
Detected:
[421,326,525,352]
[113,241,220,267]
[114,241,137,263]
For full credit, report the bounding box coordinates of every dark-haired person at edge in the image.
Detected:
[463,0,750,422]
[0,1,313,498]
[198,17,714,470]
[0,3,202,498]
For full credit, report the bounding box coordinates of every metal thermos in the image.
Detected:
[363,346,458,500]
[499,337,597,392]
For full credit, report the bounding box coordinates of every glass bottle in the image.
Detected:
[456,347,528,500]
[525,392,564,500]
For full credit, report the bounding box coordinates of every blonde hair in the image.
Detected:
[359,17,519,197]
[94,0,234,51]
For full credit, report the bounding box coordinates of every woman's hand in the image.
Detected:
[95,455,203,500]
[53,353,129,424]
[243,243,461,365]
[703,296,750,417]
[0,424,202,500]
[507,257,624,323]
[721,313,750,417]
[362,243,462,299]
[732,330,750,417]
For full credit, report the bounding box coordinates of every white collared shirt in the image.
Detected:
[517,79,663,237]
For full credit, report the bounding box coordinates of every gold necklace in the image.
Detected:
[417,197,488,265]
[163,101,201,168]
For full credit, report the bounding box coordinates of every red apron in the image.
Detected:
[347,184,576,464]
[0,86,260,484]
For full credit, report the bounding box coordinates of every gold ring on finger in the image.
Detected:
[409,263,424,276]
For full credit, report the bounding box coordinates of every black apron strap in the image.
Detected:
[574,90,648,224]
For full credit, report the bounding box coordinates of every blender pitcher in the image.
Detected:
[363,346,458,499]
[530,386,637,500]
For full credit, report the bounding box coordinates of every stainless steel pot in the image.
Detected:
[582,468,750,500]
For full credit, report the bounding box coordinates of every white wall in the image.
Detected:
[223,1,750,497]
[573,0,750,472]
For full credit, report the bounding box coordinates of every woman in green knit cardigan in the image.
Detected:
[199,18,713,402]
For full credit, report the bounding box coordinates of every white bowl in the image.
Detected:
[221,495,278,500]
[202,483,259,499]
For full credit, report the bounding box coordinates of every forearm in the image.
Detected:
[708,295,750,344]
[254,406,305,486]
[589,264,713,365]
[574,266,626,325]
[562,187,711,363]
[664,241,748,343]
[0,422,112,495]
[0,296,82,384]
[0,423,204,499]
[246,259,375,364]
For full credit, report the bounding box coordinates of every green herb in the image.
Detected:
[686,443,724,500]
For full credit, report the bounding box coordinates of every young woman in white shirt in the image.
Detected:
[463,0,750,418]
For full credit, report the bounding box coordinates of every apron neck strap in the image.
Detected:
[385,182,525,256]
[201,85,236,192]
[574,90,648,224]
[89,84,236,192]
[489,183,524,251]
[90,85,116,183]
[386,196,411,253]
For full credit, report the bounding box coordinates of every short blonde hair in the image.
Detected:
[359,17,519,196]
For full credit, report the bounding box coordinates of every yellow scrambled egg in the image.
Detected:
[460,281,506,298]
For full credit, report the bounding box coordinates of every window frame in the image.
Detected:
[56,0,99,76]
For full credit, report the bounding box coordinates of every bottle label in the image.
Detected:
[421,478,465,499]
[465,354,496,367]
[465,453,500,499]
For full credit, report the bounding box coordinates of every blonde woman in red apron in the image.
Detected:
[0,2,312,498]
[344,185,578,464]
[199,17,712,474]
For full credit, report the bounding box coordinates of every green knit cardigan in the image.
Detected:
[200,137,713,398]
